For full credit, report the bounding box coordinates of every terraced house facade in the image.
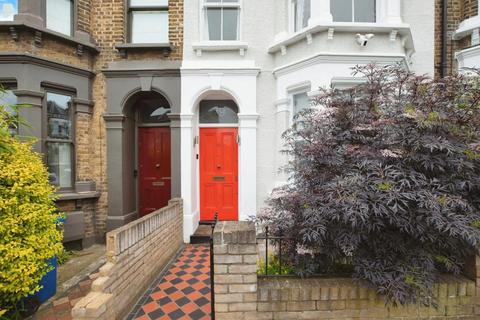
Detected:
[0,0,435,245]
[435,0,480,76]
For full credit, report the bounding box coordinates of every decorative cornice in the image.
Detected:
[181,68,260,76]
[12,89,44,98]
[0,53,95,78]
[0,21,99,53]
[102,69,180,78]
[115,43,173,58]
[273,53,408,77]
[268,22,414,54]
[73,98,95,115]
[103,114,126,122]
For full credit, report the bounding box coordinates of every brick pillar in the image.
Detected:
[476,255,480,315]
[465,254,480,315]
[213,221,259,320]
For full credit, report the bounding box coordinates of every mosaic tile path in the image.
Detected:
[128,244,212,320]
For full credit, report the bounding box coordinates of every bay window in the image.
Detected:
[204,0,240,41]
[331,0,376,23]
[45,91,74,190]
[46,0,74,36]
[293,0,311,32]
[128,0,169,43]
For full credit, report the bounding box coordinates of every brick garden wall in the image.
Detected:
[71,199,184,320]
[213,221,479,320]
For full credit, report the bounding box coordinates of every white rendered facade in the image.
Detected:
[181,0,435,242]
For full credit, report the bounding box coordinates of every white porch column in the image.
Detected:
[309,0,333,26]
[274,99,290,186]
[238,114,258,221]
[180,114,196,243]
[379,0,402,24]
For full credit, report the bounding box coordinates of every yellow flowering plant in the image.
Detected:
[0,90,63,316]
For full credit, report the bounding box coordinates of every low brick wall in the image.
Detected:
[257,276,476,319]
[72,198,183,319]
[213,221,479,320]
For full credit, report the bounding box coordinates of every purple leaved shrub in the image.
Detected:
[259,64,480,305]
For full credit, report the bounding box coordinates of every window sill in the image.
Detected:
[192,41,249,57]
[56,191,101,201]
[268,22,413,54]
[0,20,99,54]
[115,43,173,57]
[454,15,480,40]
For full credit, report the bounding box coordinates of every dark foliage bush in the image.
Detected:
[259,64,480,305]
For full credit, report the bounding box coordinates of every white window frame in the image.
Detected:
[331,0,377,23]
[287,82,311,125]
[128,0,169,44]
[202,0,241,41]
[45,0,74,36]
[290,0,311,33]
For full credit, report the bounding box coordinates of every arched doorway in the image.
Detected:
[125,91,172,218]
[198,99,239,221]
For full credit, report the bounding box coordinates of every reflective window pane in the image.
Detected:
[223,8,239,40]
[46,0,72,35]
[47,142,73,188]
[293,92,310,117]
[47,92,72,140]
[130,0,168,7]
[0,0,18,22]
[206,8,222,40]
[132,11,168,43]
[137,94,171,123]
[331,0,352,22]
[294,0,310,32]
[0,89,17,135]
[200,100,239,124]
[354,0,375,22]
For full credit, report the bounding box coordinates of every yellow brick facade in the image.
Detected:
[0,0,184,244]
[435,0,479,77]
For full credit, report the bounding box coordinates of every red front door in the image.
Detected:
[200,128,239,221]
[138,127,171,217]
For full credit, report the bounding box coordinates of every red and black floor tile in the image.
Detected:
[127,245,211,320]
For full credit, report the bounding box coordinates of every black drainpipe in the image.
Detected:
[440,0,448,78]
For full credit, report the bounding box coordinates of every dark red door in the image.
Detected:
[138,127,171,217]
[200,128,238,221]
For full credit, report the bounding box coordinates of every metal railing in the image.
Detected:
[256,226,296,277]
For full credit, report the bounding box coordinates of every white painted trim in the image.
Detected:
[272,52,408,77]
[286,80,311,93]
[192,41,249,56]
[331,77,367,89]
[268,21,414,54]
[455,45,480,71]
[181,67,260,76]
[454,15,480,40]
[198,123,239,128]
[200,0,243,42]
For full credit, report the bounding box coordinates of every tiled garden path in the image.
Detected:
[127,244,212,320]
